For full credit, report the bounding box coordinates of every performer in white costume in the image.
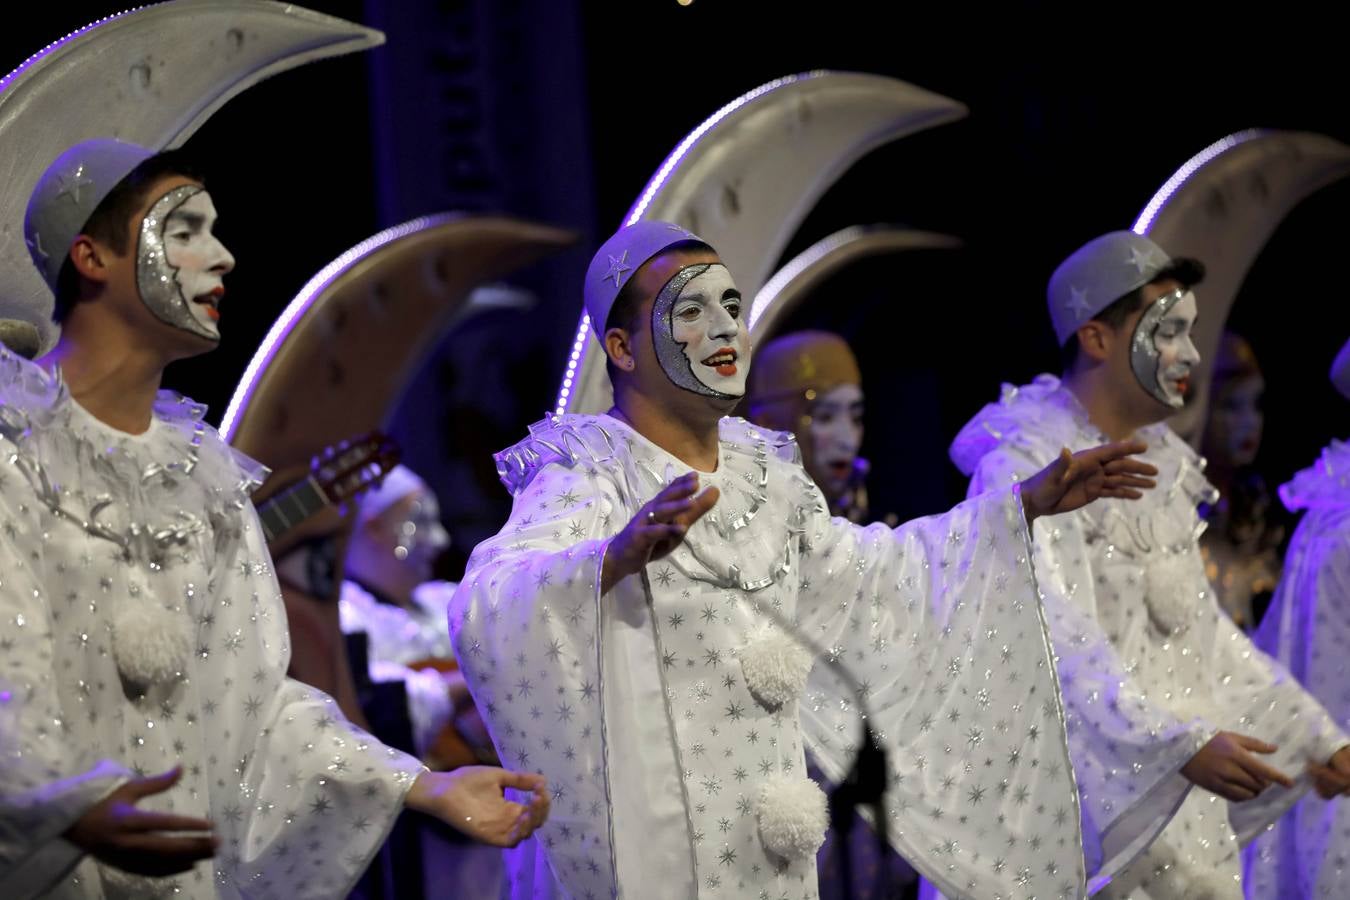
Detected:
[450,220,1173,899]
[950,231,1350,899]
[341,466,465,760]
[1244,337,1350,900]
[340,464,504,899]
[746,331,882,526]
[0,138,548,899]
[746,329,914,898]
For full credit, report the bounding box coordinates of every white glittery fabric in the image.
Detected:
[0,348,424,898]
[952,375,1348,900]
[338,579,457,757]
[1244,439,1350,900]
[450,411,1166,900]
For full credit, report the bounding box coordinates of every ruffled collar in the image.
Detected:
[1280,439,1350,512]
[495,413,814,592]
[0,346,267,568]
[951,373,1217,510]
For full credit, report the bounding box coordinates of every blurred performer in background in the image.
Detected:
[746,330,914,898]
[1245,337,1350,900]
[1197,332,1284,629]
[951,231,1350,900]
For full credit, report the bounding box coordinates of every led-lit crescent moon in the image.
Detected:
[223,214,575,471]
[749,224,962,341]
[558,72,968,415]
[1134,130,1350,444]
[0,0,384,355]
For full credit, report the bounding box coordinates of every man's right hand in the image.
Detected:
[600,472,719,594]
[1180,731,1294,801]
[65,767,217,877]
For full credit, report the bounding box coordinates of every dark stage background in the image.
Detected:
[5,2,1347,574]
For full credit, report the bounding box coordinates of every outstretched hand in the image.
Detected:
[1180,731,1294,801]
[1308,745,1350,799]
[406,766,550,847]
[601,472,719,594]
[1021,440,1158,524]
[64,767,218,877]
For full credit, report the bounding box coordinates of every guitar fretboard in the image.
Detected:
[257,477,328,544]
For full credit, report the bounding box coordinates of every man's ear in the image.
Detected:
[605,326,635,372]
[68,234,113,286]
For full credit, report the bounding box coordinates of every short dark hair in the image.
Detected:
[1061,257,1205,370]
[53,149,204,323]
[602,239,712,380]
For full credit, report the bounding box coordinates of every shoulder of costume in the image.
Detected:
[0,345,63,440]
[949,374,1073,476]
[151,389,269,505]
[718,415,802,464]
[494,414,627,495]
[1280,438,1350,513]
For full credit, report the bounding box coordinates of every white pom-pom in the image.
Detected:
[756,774,828,861]
[112,601,191,686]
[1144,553,1195,634]
[738,622,813,710]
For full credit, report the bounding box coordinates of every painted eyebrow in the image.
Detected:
[165,211,207,229]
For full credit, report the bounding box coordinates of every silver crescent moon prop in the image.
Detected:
[556,71,968,415]
[749,224,963,341]
[0,0,384,355]
[1134,129,1350,444]
[222,214,575,474]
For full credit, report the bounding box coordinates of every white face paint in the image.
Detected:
[136,187,234,341]
[806,383,864,500]
[1130,289,1200,408]
[652,263,751,398]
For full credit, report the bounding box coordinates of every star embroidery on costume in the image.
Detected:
[55,164,95,205]
[600,251,631,287]
[1066,285,1093,321]
[1127,244,1158,274]
[26,232,49,266]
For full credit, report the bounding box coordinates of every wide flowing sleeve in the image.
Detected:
[1209,588,1348,843]
[796,469,1088,899]
[966,440,1209,887]
[199,503,426,899]
[449,431,620,899]
[1245,501,1350,898]
[0,437,130,898]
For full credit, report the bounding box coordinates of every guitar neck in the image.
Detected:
[256,476,331,544]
